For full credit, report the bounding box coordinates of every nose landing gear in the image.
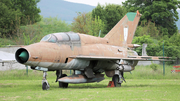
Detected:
[41,70,69,90]
[42,71,50,90]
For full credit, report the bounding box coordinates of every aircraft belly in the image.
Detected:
[64,59,90,70]
[123,65,134,72]
[25,61,58,69]
[26,59,90,70]
[92,60,137,72]
[25,61,39,67]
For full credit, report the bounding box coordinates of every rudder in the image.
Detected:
[104,11,141,47]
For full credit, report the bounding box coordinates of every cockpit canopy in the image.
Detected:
[40,32,80,43]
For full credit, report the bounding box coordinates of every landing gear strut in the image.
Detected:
[59,74,68,88]
[112,71,126,87]
[56,70,68,88]
[112,75,121,87]
[42,71,50,90]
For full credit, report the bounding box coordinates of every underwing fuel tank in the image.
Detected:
[58,74,105,83]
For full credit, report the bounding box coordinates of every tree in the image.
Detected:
[0,0,41,36]
[85,15,105,36]
[71,12,88,34]
[135,21,159,38]
[132,34,180,64]
[11,0,41,25]
[71,12,105,37]
[123,0,180,37]
[132,35,156,56]
[92,4,127,34]
[0,0,21,36]
[13,16,71,45]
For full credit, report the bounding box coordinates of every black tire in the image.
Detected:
[112,75,121,87]
[59,74,68,88]
[42,82,49,90]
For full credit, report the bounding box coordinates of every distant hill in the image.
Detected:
[37,0,180,29]
[37,0,95,24]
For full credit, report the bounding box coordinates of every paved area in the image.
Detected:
[0,62,27,71]
[0,51,15,61]
[0,47,28,71]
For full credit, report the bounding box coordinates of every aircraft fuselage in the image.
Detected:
[15,32,138,73]
[15,11,143,89]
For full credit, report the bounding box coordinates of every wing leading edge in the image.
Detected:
[69,56,172,61]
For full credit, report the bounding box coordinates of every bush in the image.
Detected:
[0,38,16,47]
[0,17,71,46]
[150,63,158,71]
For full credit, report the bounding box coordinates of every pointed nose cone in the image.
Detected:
[19,51,29,62]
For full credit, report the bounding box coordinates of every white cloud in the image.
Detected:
[64,0,126,6]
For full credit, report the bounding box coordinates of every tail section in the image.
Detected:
[104,11,141,47]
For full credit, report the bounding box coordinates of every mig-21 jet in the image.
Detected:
[15,11,168,90]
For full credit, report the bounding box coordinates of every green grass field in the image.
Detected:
[0,65,180,100]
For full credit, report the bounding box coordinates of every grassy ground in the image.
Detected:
[0,65,180,100]
[0,79,179,101]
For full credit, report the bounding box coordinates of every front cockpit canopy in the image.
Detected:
[40,34,57,43]
[40,32,80,43]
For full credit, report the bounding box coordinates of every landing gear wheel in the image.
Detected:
[112,75,121,87]
[42,82,49,90]
[59,74,68,88]
[42,71,50,90]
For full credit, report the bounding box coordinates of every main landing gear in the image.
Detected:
[112,71,126,87]
[56,70,69,88]
[42,70,68,90]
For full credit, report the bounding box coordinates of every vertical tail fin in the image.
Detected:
[104,11,141,47]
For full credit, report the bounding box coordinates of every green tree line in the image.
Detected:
[0,17,71,46]
[1,0,180,64]
[0,0,41,36]
[71,1,180,63]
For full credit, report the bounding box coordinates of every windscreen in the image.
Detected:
[40,34,57,43]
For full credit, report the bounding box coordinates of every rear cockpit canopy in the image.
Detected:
[40,32,80,43]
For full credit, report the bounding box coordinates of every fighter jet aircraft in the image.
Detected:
[15,11,168,90]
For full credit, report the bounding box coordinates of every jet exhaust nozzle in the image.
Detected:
[15,48,29,64]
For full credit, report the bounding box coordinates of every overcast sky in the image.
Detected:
[64,0,126,6]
